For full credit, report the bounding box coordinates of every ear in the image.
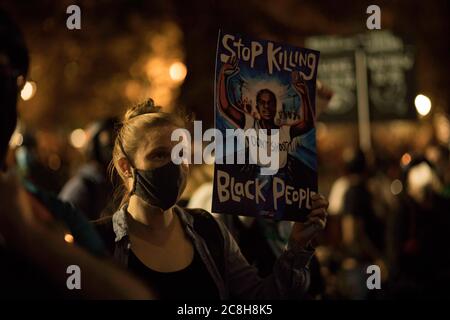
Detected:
[118,157,132,177]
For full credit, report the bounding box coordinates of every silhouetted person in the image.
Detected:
[387,157,450,298]
[59,118,118,220]
[0,10,153,299]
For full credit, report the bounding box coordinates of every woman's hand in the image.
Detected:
[289,193,329,250]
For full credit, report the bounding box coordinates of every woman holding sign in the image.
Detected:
[94,98,328,299]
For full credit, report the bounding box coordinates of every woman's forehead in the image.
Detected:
[140,124,179,149]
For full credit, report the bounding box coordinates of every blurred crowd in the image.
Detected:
[182,139,450,299]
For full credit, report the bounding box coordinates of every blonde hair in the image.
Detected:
[111,98,185,208]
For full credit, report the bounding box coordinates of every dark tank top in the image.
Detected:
[128,248,220,300]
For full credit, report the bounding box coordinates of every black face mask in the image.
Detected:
[131,161,186,210]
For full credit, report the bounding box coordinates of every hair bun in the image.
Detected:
[124,98,162,121]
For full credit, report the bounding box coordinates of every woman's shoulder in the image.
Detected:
[92,214,113,229]
[179,207,226,277]
[178,206,224,232]
[178,206,226,244]
[182,206,214,219]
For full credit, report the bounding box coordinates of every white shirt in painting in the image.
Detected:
[243,113,295,169]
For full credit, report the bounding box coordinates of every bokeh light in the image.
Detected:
[401,152,411,166]
[9,131,24,147]
[169,61,187,82]
[390,179,403,195]
[70,129,87,149]
[48,153,61,171]
[415,94,432,116]
[20,81,37,101]
[64,233,74,244]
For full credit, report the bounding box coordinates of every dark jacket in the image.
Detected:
[93,205,314,300]
[59,163,114,220]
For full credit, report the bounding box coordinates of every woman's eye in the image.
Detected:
[151,152,169,161]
